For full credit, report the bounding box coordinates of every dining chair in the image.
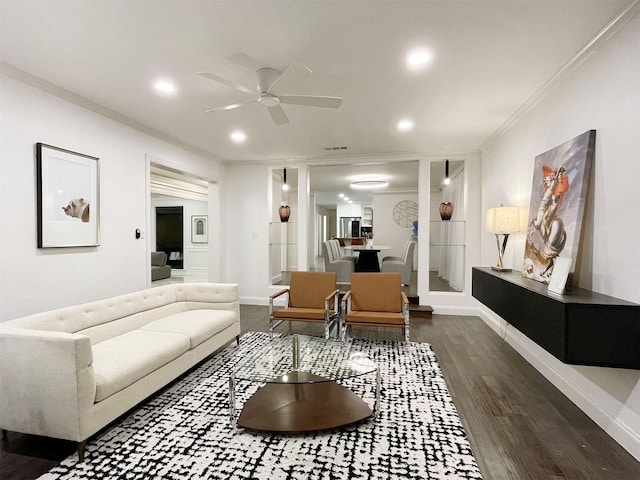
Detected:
[381,241,416,285]
[269,271,340,338]
[321,240,354,283]
[341,272,410,342]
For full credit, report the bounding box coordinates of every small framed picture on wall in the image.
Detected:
[191,215,208,243]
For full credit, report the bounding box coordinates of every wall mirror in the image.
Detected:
[429,159,465,292]
[269,167,298,286]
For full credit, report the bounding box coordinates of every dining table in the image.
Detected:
[343,245,391,272]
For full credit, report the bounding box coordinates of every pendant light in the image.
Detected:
[279,168,291,222]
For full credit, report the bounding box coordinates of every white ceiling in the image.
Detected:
[0,1,633,165]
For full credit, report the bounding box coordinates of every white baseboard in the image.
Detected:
[240,296,270,306]
[429,305,478,317]
[477,306,640,462]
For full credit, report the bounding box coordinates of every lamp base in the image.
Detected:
[491,266,512,272]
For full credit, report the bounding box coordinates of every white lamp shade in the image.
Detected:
[486,206,520,234]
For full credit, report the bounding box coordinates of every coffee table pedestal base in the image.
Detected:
[237,379,372,432]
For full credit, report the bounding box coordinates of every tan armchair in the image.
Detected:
[341,272,410,342]
[381,241,415,285]
[269,271,340,338]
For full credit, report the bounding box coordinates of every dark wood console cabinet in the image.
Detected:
[472,267,640,369]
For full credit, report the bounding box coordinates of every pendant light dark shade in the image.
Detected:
[445,160,449,180]
[279,167,291,221]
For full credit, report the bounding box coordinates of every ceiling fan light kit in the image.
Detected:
[258,94,280,108]
[199,63,343,125]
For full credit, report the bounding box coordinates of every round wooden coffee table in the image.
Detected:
[229,334,380,432]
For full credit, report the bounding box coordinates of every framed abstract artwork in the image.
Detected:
[191,215,208,243]
[522,130,595,284]
[36,143,100,248]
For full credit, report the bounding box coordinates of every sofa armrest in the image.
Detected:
[0,328,95,442]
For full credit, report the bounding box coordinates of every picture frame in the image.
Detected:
[547,256,572,295]
[191,215,208,243]
[36,143,99,248]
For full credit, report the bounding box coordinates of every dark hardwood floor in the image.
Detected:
[2,306,639,479]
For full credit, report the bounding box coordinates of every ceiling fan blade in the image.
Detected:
[205,99,256,113]
[268,105,289,125]
[266,63,312,94]
[225,53,263,71]
[198,72,256,95]
[279,95,343,109]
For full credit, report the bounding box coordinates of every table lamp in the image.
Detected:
[486,206,520,272]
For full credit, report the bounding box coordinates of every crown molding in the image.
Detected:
[0,61,220,161]
[481,0,640,149]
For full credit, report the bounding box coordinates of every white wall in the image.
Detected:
[224,164,271,303]
[480,15,640,460]
[0,73,222,320]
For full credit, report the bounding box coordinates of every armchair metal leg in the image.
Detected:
[269,318,284,339]
[341,324,349,342]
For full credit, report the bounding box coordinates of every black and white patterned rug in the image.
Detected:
[40,332,482,479]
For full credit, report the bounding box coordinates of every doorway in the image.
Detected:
[156,206,184,269]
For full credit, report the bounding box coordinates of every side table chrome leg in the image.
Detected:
[229,374,236,427]
[228,373,245,432]
[292,334,300,371]
[373,366,381,418]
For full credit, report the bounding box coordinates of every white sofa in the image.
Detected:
[0,283,240,461]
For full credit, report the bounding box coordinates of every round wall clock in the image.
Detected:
[392,200,418,228]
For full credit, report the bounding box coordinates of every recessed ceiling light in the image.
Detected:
[343,196,349,201]
[230,131,246,143]
[153,80,176,94]
[348,200,353,204]
[397,119,414,132]
[406,50,433,69]
[338,193,345,198]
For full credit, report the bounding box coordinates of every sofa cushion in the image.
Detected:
[139,309,237,349]
[92,330,190,402]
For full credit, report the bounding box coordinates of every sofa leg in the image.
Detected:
[1,429,7,440]
[235,335,240,346]
[77,440,86,462]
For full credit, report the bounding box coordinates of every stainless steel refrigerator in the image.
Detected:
[340,217,361,238]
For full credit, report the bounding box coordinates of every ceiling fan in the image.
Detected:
[198,64,343,125]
